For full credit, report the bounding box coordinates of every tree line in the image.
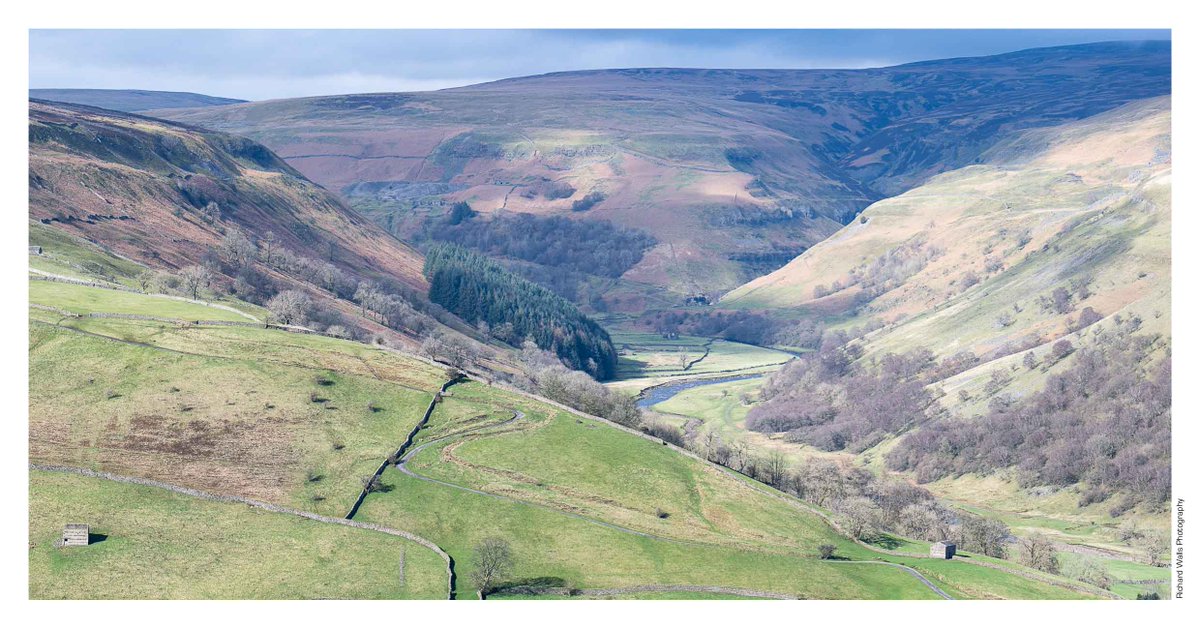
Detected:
[423,242,618,380]
[143,224,449,345]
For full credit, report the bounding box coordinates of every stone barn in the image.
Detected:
[62,524,89,547]
[930,541,956,559]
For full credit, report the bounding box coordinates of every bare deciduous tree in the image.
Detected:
[219,226,257,268]
[470,537,513,596]
[1017,534,1060,574]
[267,290,312,325]
[765,450,788,487]
[136,270,156,293]
[178,265,212,300]
[1144,532,1170,567]
[959,513,1011,559]
[260,231,278,266]
[360,475,383,494]
[835,496,881,540]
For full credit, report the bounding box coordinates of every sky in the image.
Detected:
[29,29,1171,101]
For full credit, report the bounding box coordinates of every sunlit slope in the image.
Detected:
[358,382,1094,599]
[27,279,1093,599]
[29,470,447,599]
[723,97,1170,364]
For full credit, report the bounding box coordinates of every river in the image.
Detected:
[636,373,765,409]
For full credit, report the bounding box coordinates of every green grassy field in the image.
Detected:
[31,280,257,322]
[610,331,793,394]
[29,319,439,518]
[30,470,447,599]
[357,382,1097,599]
[1063,554,1169,600]
[489,590,768,600]
[29,221,145,286]
[28,277,1102,599]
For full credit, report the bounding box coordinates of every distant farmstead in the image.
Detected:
[930,541,956,559]
[62,523,89,547]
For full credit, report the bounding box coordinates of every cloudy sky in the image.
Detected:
[30,29,1170,101]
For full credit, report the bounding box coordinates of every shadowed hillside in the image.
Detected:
[153,41,1169,297]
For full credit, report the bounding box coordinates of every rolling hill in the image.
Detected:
[26,42,1173,601]
[27,99,456,350]
[151,41,1170,297]
[30,88,246,112]
[712,96,1171,562]
[29,99,426,291]
[27,267,1104,599]
[722,95,1171,364]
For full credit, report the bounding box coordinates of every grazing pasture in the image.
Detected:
[30,470,447,599]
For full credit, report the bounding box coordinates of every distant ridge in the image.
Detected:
[29,88,246,113]
[152,41,1170,297]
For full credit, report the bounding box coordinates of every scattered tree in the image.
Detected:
[1022,351,1038,370]
[360,475,384,494]
[1144,532,1170,567]
[1017,534,1060,574]
[835,496,882,540]
[958,513,1010,559]
[178,265,212,300]
[470,537,514,596]
[219,226,257,268]
[267,290,313,325]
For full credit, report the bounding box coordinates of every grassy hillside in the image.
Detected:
[30,470,447,599]
[358,381,1095,599]
[153,42,1169,296]
[30,281,257,322]
[28,101,534,372]
[723,96,1172,411]
[705,98,1174,579]
[27,272,1098,598]
[29,100,426,290]
[724,97,1169,334]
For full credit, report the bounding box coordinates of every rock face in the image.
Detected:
[152,42,1170,294]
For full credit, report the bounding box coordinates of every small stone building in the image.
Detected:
[62,523,89,547]
[29,245,43,255]
[930,540,956,559]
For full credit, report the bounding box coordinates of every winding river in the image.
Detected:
[636,373,764,409]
